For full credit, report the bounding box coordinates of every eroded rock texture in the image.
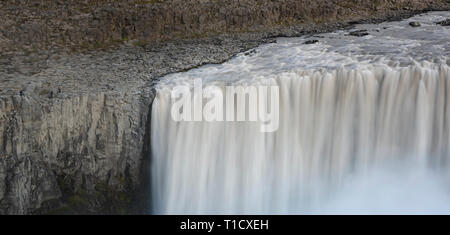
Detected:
[0,90,154,214]
[1,0,450,53]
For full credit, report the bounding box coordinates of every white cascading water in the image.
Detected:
[151,12,450,214]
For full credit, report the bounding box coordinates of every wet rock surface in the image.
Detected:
[409,21,422,27]
[436,19,450,25]
[303,39,319,45]
[349,29,370,37]
[1,0,450,214]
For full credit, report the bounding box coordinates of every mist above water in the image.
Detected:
[313,163,450,214]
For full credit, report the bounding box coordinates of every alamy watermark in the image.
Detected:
[170,79,279,132]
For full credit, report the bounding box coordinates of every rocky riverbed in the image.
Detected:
[1,0,450,214]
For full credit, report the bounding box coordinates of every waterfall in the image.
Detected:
[150,12,450,214]
[151,63,450,214]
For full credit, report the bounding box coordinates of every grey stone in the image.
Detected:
[436,19,450,26]
[303,39,319,44]
[409,21,421,27]
[348,29,369,37]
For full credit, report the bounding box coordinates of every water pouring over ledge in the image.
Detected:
[151,12,450,214]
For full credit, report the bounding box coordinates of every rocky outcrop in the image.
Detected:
[1,0,450,214]
[1,0,450,54]
[436,18,450,25]
[0,89,154,214]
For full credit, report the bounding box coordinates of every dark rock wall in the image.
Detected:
[1,0,449,53]
[0,90,154,214]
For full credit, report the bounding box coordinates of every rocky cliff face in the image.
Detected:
[0,37,269,214]
[0,89,154,214]
[1,0,450,214]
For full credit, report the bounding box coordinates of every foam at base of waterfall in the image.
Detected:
[316,165,450,215]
